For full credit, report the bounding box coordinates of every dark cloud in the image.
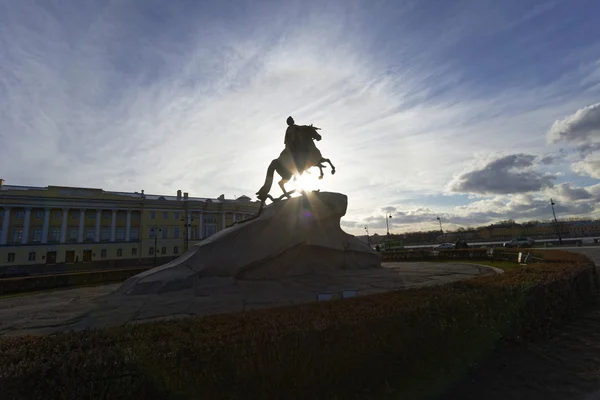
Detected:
[548,102,600,145]
[449,154,555,195]
[577,143,600,156]
[540,148,568,165]
[553,182,593,201]
[352,184,599,233]
[341,220,360,229]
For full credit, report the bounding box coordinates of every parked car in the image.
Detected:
[435,243,456,250]
[503,237,535,248]
[0,267,30,279]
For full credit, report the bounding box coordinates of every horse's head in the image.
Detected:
[305,124,322,141]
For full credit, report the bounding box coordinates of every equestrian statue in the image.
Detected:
[256,116,336,203]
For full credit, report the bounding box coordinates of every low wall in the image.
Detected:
[0,256,177,276]
[0,251,596,399]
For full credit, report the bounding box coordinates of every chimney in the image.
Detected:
[141,189,144,194]
[183,192,189,200]
[177,190,182,200]
[0,179,4,188]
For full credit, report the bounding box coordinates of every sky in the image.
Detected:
[1,0,600,236]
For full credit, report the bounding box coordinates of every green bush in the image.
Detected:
[380,247,567,262]
[0,267,149,296]
[0,253,595,399]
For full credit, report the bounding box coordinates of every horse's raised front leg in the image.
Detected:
[321,158,336,175]
[317,164,324,180]
[278,178,296,199]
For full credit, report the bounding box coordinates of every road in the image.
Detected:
[403,237,600,249]
[560,246,600,265]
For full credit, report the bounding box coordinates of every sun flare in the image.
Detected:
[291,171,323,194]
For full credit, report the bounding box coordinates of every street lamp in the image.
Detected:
[550,198,563,245]
[364,225,370,246]
[437,216,444,239]
[150,227,162,267]
[385,211,392,250]
[181,213,195,252]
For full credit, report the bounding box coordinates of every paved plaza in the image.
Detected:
[0,262,498,338]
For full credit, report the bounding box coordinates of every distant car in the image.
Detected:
[503,237,535,248]
[435,243,456,250]
[0,267,30,279]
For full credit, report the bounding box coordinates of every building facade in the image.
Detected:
[0,180,260,273]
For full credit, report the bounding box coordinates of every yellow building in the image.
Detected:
[0,180,260,273]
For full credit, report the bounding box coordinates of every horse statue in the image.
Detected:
[256,124,335,202]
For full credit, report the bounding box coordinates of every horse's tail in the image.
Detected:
[256,159,279,201]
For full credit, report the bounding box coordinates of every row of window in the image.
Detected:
[0,210,141,220]
[1,210,247,222]
[150,211,183,220]
[148,225,219,239]
[5,246,180,263]
[148,246,179,255]
[1,224,221,243]
[148,212,227,223]
[3,228,139,243]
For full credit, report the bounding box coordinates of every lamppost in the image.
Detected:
[364,225,370,246]
[181,213,195,252]
[550,198,563,245]
[437,216,444,239]
[150,226,162,267]
[385,212,392,250]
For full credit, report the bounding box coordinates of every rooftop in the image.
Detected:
[0,181,255,203]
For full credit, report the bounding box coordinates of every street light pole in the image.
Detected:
[385,212,392,250]
[550,198,563,245]
[437,216,444,239]
[364,225,370,246]
[181,212,195,252]
[150,227,161,267]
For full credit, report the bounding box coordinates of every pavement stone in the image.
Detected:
[0,261,498,338]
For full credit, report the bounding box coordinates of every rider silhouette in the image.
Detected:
[284,116,308,173]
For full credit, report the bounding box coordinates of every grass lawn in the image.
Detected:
[435,259,522,271]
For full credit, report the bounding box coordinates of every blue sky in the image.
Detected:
[1,0,600,235]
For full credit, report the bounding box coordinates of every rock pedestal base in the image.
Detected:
[119,192,380,295]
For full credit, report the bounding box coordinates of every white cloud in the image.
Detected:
[547,102,600,145]
[572,153,600,179]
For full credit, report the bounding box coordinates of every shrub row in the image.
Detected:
[380,247,533,262]
[0,252,596,399]
[0,267,149,296]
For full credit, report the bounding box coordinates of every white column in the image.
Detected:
[95,209,101,242]
[60,208,68,243]
[78,209,85,242]
[125,210,131,241]
[198,211,203,240]
[21,208,31,244]
[41,207,51,243]
[1,207,10,245]
[221,212,226,230]
[110,209,117,241]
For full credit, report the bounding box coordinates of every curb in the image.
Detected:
[465,263,505,275]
